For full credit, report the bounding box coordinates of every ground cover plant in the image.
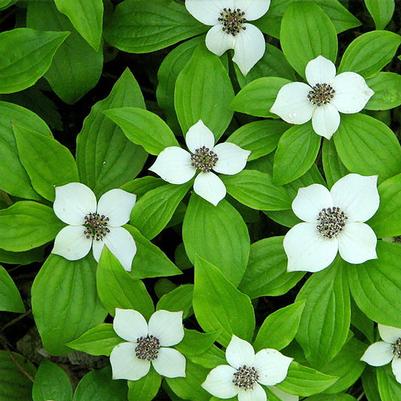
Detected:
[0,0,401,400]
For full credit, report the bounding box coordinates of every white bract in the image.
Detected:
[185,0,270,75]
[271,55,374,139]
[149,120,250,206]
[284,174,380,273]
[361,324,401,384]
[52,183,136,271]
[202,335,295,401]
[110,309,186,381]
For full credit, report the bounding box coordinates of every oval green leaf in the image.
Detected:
[280,2,338,78]
[183,194,250,286]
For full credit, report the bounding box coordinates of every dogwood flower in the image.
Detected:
[284,174,379,272]
[202,335,293,401]
[149,120,250,206]
[361,324,401,384]
[52,183,136,271]
[271,55,374,139]
[110,309,186,381]
[185,0,270,75]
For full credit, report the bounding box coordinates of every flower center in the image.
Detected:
[191,146,218,173]
[393,338,401,358]
[316,207,348,239]
[135,335,160,361]
[218,8,246,36]
[232,365,259,391]
[307,83,335,106]
[83,212,110,241]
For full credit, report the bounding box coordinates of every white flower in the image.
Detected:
[284,174,380,273]
[52,183,136,271]
[202,335,294,401]
[361,324,401,384]
[149,120,250,206]
[185,0,270,75]
[110,309,186,381]
[270,55,374,139]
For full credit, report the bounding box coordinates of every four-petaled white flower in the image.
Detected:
[52,183,136,271]
[185,0,270,75]
[361,324,401,384]
[284,174,380,273]
[202,335,295,401]
[149,120,250,206]
[110,308,186,381]
[271,55,374,139]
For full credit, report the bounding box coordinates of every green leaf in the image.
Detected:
[307,394,357,401]
[339,30,401,78]
[176,329,219,358]
[190,345,226,370]
[125,225,182,279]
[0,248,43,266]
[320,336,366,394]
[266,164,326,228]
[121,177,163,197]
[273,123,321,185]
[0,266,24,313]
[364,0,395,29]
[366,72,401,111]
[105,107,179,155]
[255,0,360,38]
[322,139,348,188]
[183,194,250,286]
[76,69,147,196]
[166,361,210,401]
[26,1,103,104]
[128,369,161,401]
[175,43,234,139]
[156,36,203,131]
[351,300,375,343]
[0,28,68,94]
[104,0,206,53]
[240,236,304,298]
[0,101,52,199]
[334,114,401,180]
[222,170,291,211]
[231,77,290,118]
[67,324,121,356]
[370,173,401,237]
[157,285,193,319]
[14,125,78,201]
[0,0,15,10]
[377,364,401,401]
[280,2,338,78]
[347,241,401,327]
[0,351,35,401]
[0,202,62,252]
[32,255,107,355]
[277,362,338,397]
[227,120,289,161]
[97,247,154,318]
[362,367,381,401]
[131,182,191,239]
[193,257,255,346]
[254,301,305,351]
[73,368,127,401]
[54,0,102,50]
[296,258,351,368]
[33,361,73,401]
[235,44,296,87]
[1,87,62,131]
